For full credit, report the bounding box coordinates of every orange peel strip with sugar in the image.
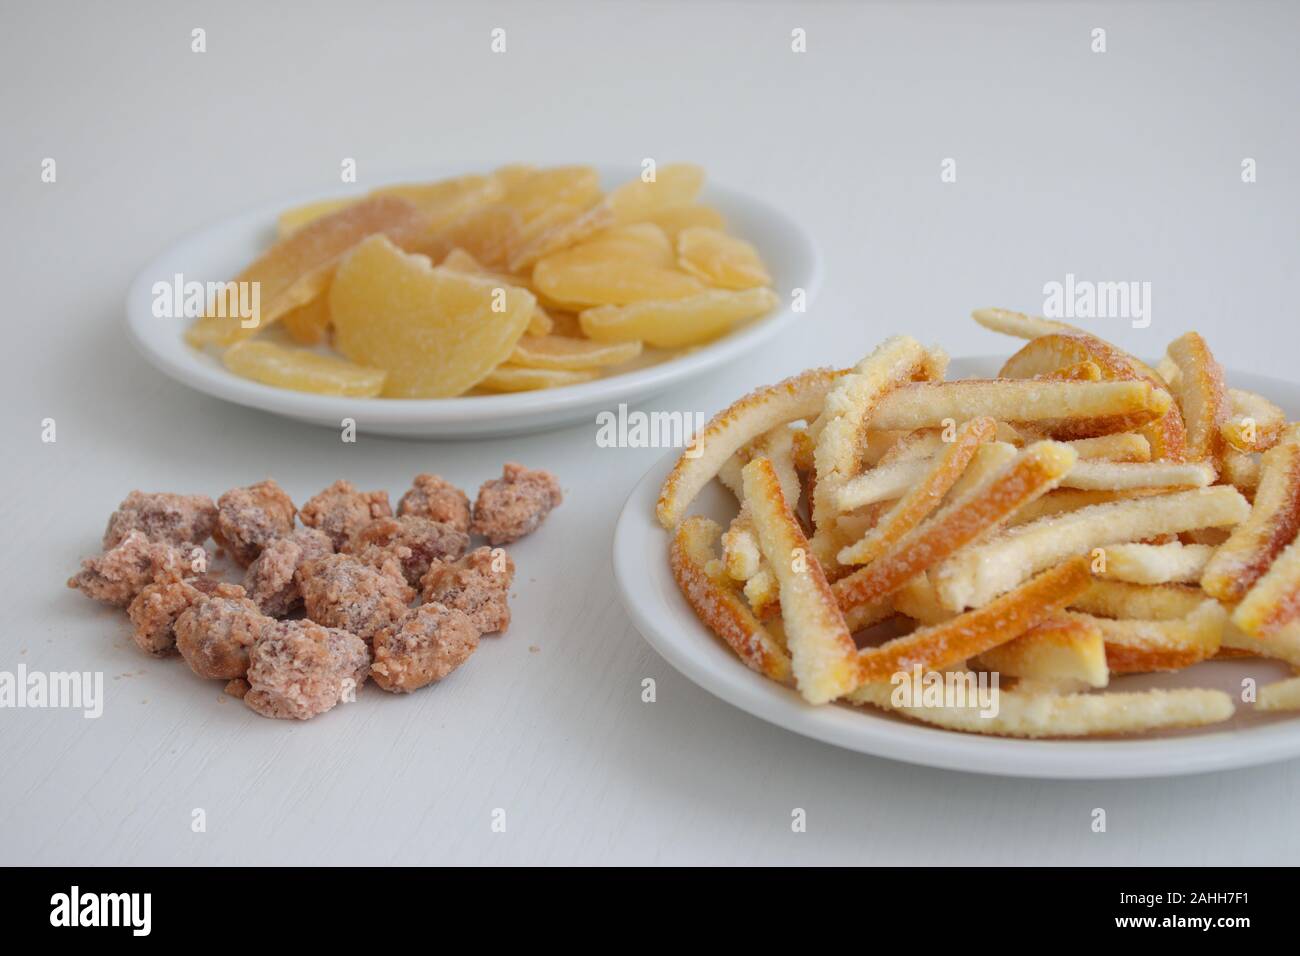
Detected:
[742,457,856,704]
[670,516,791,682]
[656,367,846,529]
[1201,430,1300,603]
[852,556,1092,685]
[838,417,995,566]
[833,441,1078,612]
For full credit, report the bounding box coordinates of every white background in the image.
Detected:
[3,0,1297,864]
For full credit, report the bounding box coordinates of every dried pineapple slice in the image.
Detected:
[222,339,385,397]
[676,227,771,290]
[329,235,535,398]
[507,203,616,272]
[186,195,426,349]
[580,287,779,348]
[417,203,523,270]
[275,174,502,239]
[641,204,727,240]
[437,248,551,334]
[373,174,504,231]
[533,235,705,306]
[576,223,674,265]
[276,198,353,238]
[478,365,600,392]
[281,292,331,345]
[607,164,706,224]
[502,165,602,222]
[510,335,642,370]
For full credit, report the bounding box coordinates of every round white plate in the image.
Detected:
[124,165,821,439]
[613,356,1300,779]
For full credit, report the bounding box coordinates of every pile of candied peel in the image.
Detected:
[657,309,1300,738]
[67,463,561,720]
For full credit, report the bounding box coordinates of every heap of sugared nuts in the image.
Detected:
[67,464,561,720]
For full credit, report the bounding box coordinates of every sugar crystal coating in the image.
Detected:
[420,546,515,634]
[345,515,469,587]
[298,552,413,642]
[127,577,233,657]
[244,620,370,720]
[213,480,297,566]
[66,530,192,608]
[300,479,392,550]
[470,463,562,545]
[243,528,334,616]
[174,587,273,680]
[102,491,218,549]
[371,602,478,693]
[397,473,471,533]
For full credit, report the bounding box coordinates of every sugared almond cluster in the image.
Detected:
[66,464,561,720]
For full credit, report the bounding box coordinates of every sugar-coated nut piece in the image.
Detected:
[243,528,334,617]
[345,515,470,587]
[299,479,392,550]
[244,620,370,720]
[174,587,272,680]
[102,490,218,549]
[397,473,471,533]
[126,577,235,657]
[371,603,478,693]
[471,462,562,545]
[297,553,413,643]
[224,678,249,699]
[66,530,191,608]
[420,546,515,634]
[213,480,297,566]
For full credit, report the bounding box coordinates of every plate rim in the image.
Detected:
[612,358,1300,779]
[123,165,822,434]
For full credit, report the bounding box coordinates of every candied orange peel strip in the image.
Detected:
[833,441,1077,612]
[810,336,935,531]
[1222,388,1286,452]
[849,682,1233,738]
[838,416,995,566]
[1095,542,1215,585]
[852,556,1092,685]
[998,331,1185,461]
[868,379,1171,438]
[1069,578,1204,621]
[742,457,856,703]
[1059,459,1215,491]
[670,516,791,682]
[1165,331,1230,463]
[656,367,845,529]
[1063,433,1151,462]
[1069,600,1225,674]
[972,614,1109,689]
[970,307,1076,340]
[1232,533,1300,638]
[1201,431,1300,603]
[1257,676,1300,712]
[933,485,1250,611]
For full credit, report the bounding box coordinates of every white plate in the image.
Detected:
[613,356,1300,779]
[124,165,821,438]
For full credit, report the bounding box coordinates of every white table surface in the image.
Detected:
[3,0,1298,865]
